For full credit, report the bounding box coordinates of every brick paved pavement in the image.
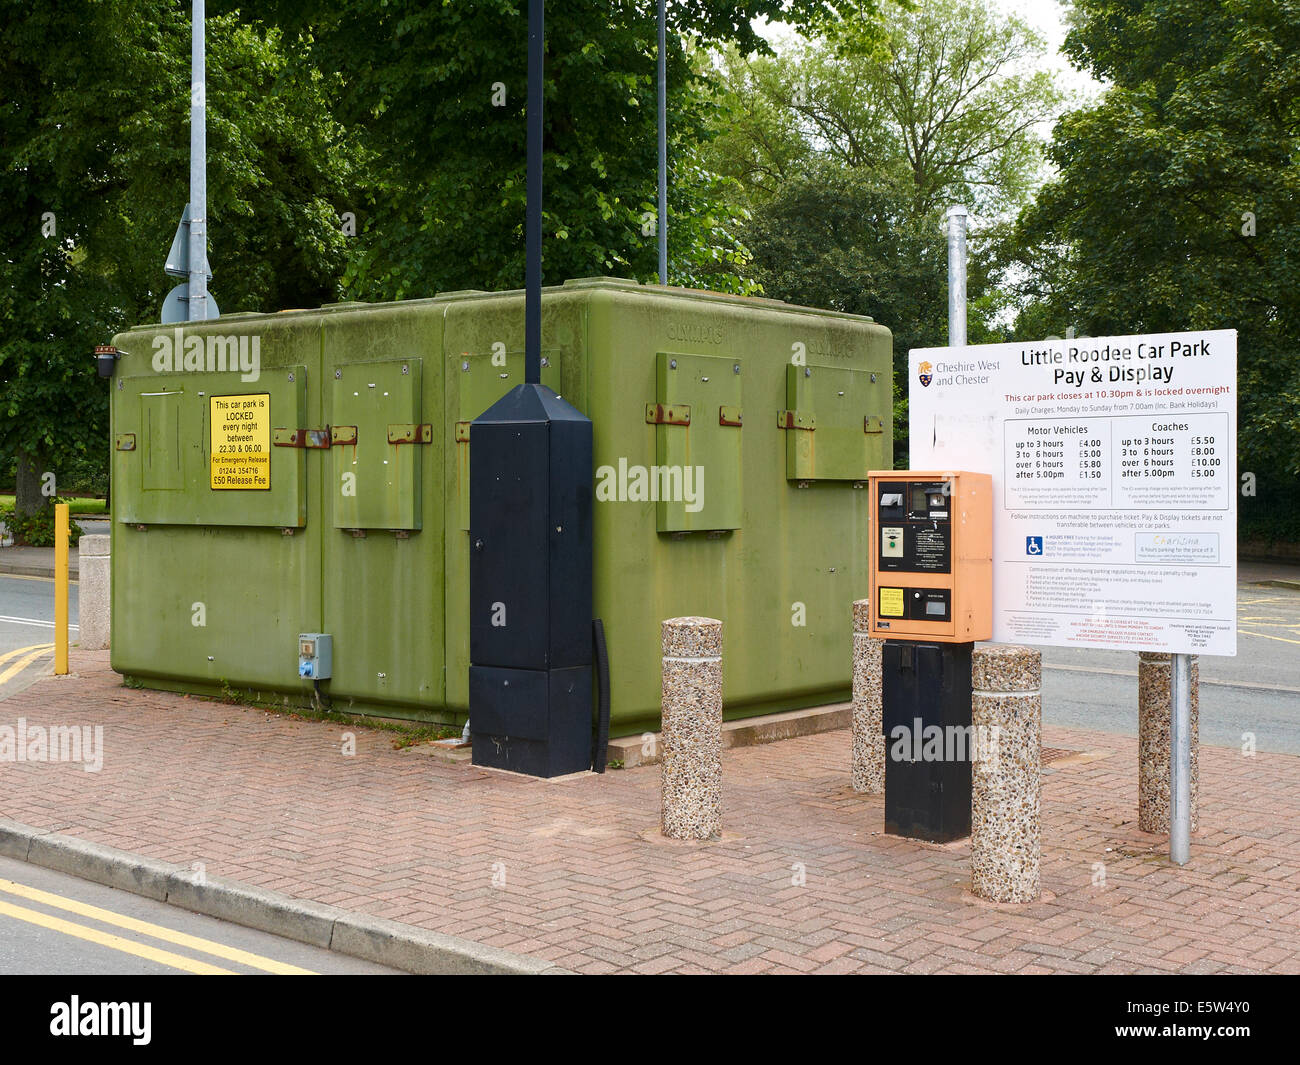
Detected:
[1,649,1298,974]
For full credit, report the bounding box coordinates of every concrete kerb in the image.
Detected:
[0,543,82,580]
[0,816,567,975]
[0,561,75,580]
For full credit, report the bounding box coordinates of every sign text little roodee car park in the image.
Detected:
[909,329,1237,657]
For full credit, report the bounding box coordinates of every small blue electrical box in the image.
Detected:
[298,633,332,680]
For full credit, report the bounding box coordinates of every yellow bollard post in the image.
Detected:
[55,503,68,676]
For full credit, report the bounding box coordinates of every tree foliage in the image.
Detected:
[0,1,357,511]
[705,0,1060,458]
[707,0,1062,216]
[239,0,885,298]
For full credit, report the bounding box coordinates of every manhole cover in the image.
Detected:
[1042,747,1077,765]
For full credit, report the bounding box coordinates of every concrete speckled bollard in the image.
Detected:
[660,617,723,840]
[970,644,1041,904]
[851,600,884,793]
[1138,652,1199,833]
[78,534,111,651]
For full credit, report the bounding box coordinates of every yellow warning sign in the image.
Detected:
[879,587,905,617]
[210,394,271,490]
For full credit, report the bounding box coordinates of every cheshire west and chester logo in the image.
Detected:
[917,360,933,387]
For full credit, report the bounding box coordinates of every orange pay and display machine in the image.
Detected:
[867,470,993,642]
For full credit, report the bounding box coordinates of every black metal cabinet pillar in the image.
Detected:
[469,383,593,777]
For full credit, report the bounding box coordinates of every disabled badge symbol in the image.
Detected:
[1026,536,1043,556]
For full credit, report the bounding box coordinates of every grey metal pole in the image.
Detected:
[946,205,967,347]
[188,0,208,322]
[657,0,667,285]
[1170,652,1192,864]
[525,0,544,384]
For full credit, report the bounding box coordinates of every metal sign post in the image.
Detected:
[188,0,208,323]
[946,205,967,347]
[1170,652,1193,864]
[657,0,667,284]
[161,0,217,323]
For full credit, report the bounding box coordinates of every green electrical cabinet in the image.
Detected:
[110,278,892,735]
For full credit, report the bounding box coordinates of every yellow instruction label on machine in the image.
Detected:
[210,394,271,490]
[878,587,905,617]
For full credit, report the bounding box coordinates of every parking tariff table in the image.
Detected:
[1005,412,1231,512]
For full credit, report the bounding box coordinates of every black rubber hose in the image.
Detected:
[592,618,611,773]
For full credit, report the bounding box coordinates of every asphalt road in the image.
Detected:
[0,856,401,975]
[0,574,77,652]
[0,574,77,696]
[1039,584,1300,753]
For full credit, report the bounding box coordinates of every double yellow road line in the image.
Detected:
[0,876,316,975]
[0,643,54,688]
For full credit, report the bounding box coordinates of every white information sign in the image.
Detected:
[909,330,1237,656]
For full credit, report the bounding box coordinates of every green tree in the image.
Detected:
[705,0,1061,458]
[241,1,885,299]
[0,1,358,519]
[1012,0,1300,534]
[707,0,1063,216]
[742,165,1010,463]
